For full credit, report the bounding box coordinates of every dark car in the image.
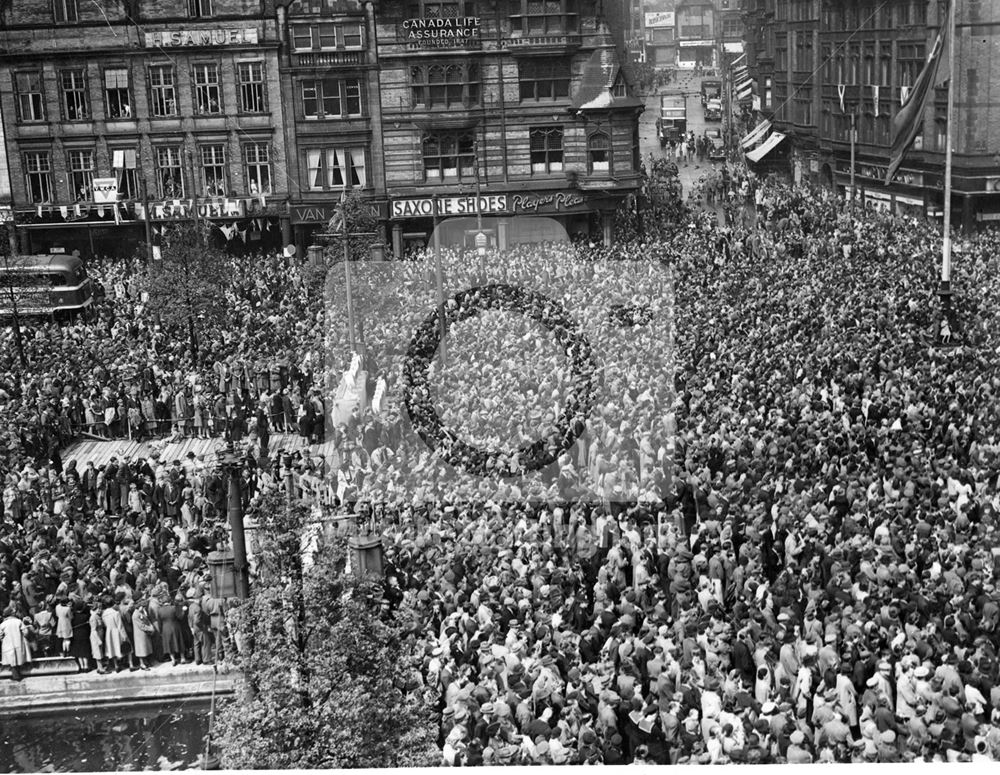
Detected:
[706,129,726,161]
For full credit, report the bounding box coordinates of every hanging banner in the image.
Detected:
[838,84,846,113]
[873,85,880,117]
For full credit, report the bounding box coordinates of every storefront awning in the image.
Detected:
[736,81,753,100]
[730,52,747,67]
[740,120,771,149]
[746,131,786,162]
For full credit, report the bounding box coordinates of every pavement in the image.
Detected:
[638,72,729,223]
[0,660,237,717]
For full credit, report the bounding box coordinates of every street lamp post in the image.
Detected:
[217,446,250,600]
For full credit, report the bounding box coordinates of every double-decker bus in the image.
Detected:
[0,254,94,318]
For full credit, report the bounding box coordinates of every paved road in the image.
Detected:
[638,73,727,201]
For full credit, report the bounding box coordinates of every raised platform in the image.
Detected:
[62,432,340,469]
[0,660,238,717]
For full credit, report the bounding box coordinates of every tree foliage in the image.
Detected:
[215,491,439,769]
[137,223,233,360]
[323,191,381,264]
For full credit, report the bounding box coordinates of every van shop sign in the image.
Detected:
[401,17,480,48]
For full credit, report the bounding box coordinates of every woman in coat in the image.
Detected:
[0,607,31,681]
[131,599,154,670]
[156,593,185,666]
[69,599,91,671]
[88,603,105,673]
[101,598,129,672]
[55,596,74,655]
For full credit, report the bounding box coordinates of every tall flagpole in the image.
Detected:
[940,0,956,295]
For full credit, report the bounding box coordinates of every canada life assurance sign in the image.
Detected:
[401,17,481,48]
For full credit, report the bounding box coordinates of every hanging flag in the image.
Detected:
[74,204,82,218]
[900,85,911,105]
[886,0,951,185]
[873,85,880,117]
[114,203,121,226]
[838,84,846,113]
[59,206,68,219]
[36,205,43,218]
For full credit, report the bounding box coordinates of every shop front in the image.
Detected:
[387,190,621,255]
[15,196,290,259]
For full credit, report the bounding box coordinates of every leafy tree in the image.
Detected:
[323,190,381,264]
[215,491,439,768]
[137,222,232,362]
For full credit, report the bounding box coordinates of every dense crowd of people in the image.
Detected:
[0,249,333,679]
[1,168,999,764]
[325,177,1000,764]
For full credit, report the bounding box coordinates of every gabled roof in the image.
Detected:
[571,48,645,111]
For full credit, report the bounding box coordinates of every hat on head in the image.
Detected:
[790,730,805,745]
[761,701,776,715]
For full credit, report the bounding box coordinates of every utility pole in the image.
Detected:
[139,175,153,262]
[474,139,487,278]
[849,111,857,207]
[432,194,447,366]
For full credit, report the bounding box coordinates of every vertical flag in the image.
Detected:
[838,84,846,113]
[886,0,951,184]
[873,85,880,117]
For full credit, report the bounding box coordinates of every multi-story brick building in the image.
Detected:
[0,0,289,257]
[276,0,386,254]
[675,0,716,69]
[743,0,1000,229]
[373,0,644,252]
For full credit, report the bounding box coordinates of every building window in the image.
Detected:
[764,76,772,108]
[243,143,271,195]
[913,0,926,25]
[422,132,474,181]
[880,44,891,86]
[410,64,480,109]
[509,0,575,34]
[795,88,812,125]
[305,148,367,190]
[302,77,363,119]
[155,146,184,197]
[898,44,925,88]
[237,62,266,113]
[14,72,45,122]
[112,148,139,199]
[193,64,222,115]
[529,127,563,173]
[518,59,570,101]
[200,145,227,196]
[188,0,213,16]
[68,149,95,201]
[587,132,610,174]
[24,152,52,204]
[291,23,365,50]
[53,0,77,22]
[409,0,464,17]
[61,69,88,121]
[149,65,177,117]
[105,68,131,119]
